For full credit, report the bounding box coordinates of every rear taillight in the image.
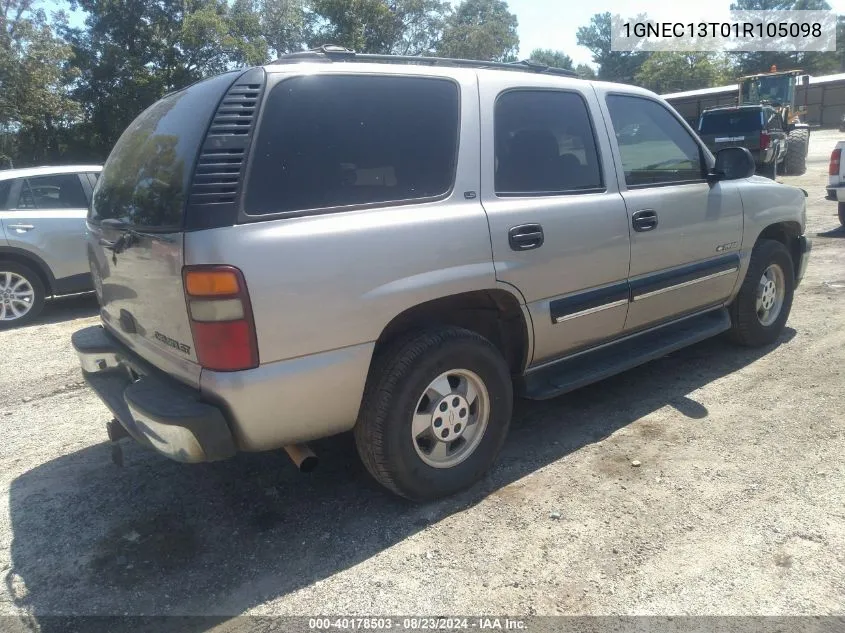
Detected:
[759,131,770,150]
[830,149,842,176]
[183,265,258,371]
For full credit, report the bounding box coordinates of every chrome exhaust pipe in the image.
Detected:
[283,443,319,473]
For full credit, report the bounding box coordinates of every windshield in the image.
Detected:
[699,110,762,136]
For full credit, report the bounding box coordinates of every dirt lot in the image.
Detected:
[1,130,844,629]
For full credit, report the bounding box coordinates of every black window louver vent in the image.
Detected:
[186,68,265,221]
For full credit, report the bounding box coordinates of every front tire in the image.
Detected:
[0,263,45,328]
[354,327,513,501]
[729,239,794,347]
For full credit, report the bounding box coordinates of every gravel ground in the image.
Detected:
[1,130,844,629]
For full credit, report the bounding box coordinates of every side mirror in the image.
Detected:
[710,146,756,182]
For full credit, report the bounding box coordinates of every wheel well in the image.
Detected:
[0,249,54,295]
[374,290,530,374]
[756,222,802,279]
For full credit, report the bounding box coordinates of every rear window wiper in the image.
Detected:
[99,219,142,255]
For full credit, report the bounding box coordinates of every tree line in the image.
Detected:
[1,0,842,168]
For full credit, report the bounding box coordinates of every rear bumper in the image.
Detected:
[825,186,845,202]
[74,324,374,456]
[72,325,236,463]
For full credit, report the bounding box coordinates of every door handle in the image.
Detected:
[6,224,34,232]
[508,224,544,251]
[631,209,658,232]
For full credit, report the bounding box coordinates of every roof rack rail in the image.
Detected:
[270,45,579,78]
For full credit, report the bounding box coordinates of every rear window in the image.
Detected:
[494,90,603,195]
[0,180,11,210]
[699,110,762,135]
[244,75,460,216]
[90,71,239,229]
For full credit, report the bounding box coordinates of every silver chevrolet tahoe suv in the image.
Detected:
[73,49,811,501]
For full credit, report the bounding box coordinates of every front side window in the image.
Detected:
[15,174,87,209]
[607,95,703,188]
[495,90,603,195]
[245,75,460,216]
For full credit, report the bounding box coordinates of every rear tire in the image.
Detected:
[838,202,845,227]
[354,327,513,501]
[0,263,45,328]
[728,239,794,347]
[785,128,809,175]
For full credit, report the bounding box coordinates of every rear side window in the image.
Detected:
[90,71,240,229]
[14,174,87,209]
[606,95,703,188]
[495,90,603,195]
[244,75,459,216]
[699,110,762,135]
[0,180,11,210]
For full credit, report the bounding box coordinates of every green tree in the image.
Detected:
[63,0,268,159]
[528,48,573,70]
[436,0,518,62]
[635,52,733,93]
[576,12,647,84]
[390,0,451,55]
[0,1,80,166]
[308,0,400,53]
[261,0,309,57]
[730,0,836,76]
[575,63,597,79]
[729,0,792,8]
[308,0,450,55]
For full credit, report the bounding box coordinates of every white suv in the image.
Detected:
[0,165,102,326]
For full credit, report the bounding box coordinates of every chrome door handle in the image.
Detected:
[7,224,34,232]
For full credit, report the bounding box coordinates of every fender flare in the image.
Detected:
[0,246,56,294]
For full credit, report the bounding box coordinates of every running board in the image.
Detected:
[519,308,731,400]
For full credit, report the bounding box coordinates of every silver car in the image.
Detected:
[73,50,810,501]
[0,165,102,326]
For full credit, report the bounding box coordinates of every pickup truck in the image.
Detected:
[826,140,845,226]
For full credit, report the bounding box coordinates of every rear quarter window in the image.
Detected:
[244,74,460,216]
[90,71,240,229]
[0,179,11,210]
